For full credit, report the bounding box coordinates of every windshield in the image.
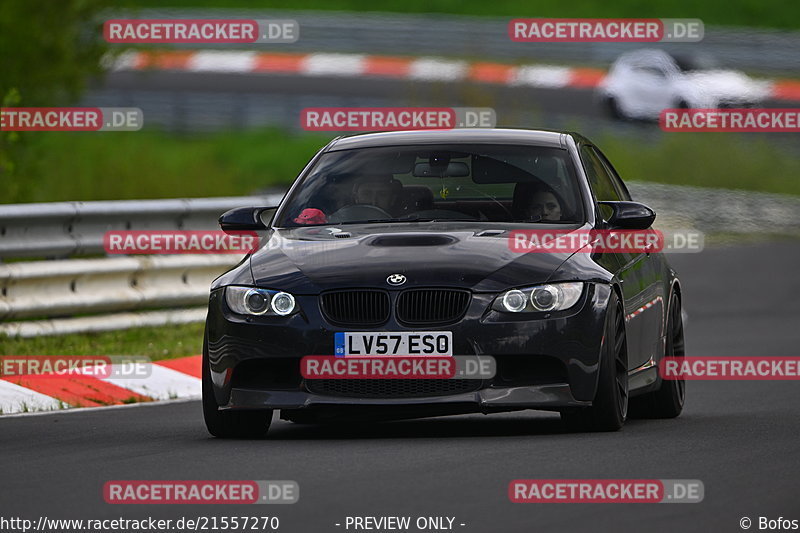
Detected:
[277,144,584,227]
[671,52,721,72]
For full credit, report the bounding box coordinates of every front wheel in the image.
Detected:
[202,335,272,438]
[561,291,628,432]
[629,292,685,419]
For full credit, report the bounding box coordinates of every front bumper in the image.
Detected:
[205,283,612,411]
[227,383,589,412]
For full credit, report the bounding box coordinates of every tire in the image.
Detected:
[202,335,272,438]
[629,292,685,419]
[605,97,624,120]
[561,291,628,432]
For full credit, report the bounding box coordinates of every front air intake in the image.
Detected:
[320,290,390,326]
[396,289,471,325]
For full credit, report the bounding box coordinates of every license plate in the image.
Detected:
[334,332,453,357]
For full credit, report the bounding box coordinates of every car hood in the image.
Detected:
[249,222,584,293]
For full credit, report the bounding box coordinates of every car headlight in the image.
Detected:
[270,292,296,316]
[502,290,528,313]
[493,282,584,313]
[225,286,298,316]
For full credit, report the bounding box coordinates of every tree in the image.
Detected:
[0,0,112,175]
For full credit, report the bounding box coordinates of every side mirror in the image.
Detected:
[218,206,277,233]
[597,201,656,230]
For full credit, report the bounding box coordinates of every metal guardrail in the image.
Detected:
[628,183,800,235]
[0,308,209,339]
[121,9,800,74]
[0,254,238,320]
[0,194,281,337]
[0,194,283,259]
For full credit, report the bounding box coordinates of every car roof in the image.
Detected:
[615,48,673,63]
[327,128,569,151]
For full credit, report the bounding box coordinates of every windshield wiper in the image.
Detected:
[401,218,479,223]
[333,217,567,225]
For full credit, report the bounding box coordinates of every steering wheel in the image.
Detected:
[454,184,515,219]
[329,204,393,222]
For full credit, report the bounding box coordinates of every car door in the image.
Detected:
[579,144,651,371]
[626,59,677,117]
[594,145,666,370]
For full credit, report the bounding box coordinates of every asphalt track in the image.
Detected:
[102,71,603,119]
[2,240,799,532]
[99,70,788,125]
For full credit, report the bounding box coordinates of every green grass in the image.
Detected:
[3,126,799,203]
[0,322,204,360]
[3,128,329,203]
[123,0,800,30]
[596,132,800,195]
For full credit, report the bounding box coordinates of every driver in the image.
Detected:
[529,190,562,221]
[513,182,564,221]
[352,176,402,214]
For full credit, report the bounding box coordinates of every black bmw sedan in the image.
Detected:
[203,128,685,438]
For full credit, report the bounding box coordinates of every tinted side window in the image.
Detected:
[633,65,667,77]
[592,147,632,201]
[580,145,621,202]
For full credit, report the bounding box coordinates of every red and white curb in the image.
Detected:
[0,355,201,415]
[109,49,800,102]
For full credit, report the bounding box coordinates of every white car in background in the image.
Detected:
[599,49,770,120]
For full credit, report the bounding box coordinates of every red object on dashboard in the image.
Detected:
[294,208,327,225]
